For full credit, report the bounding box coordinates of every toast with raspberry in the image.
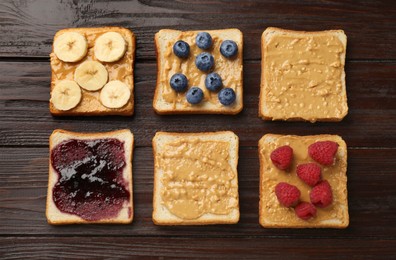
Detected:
[259,133,349,228]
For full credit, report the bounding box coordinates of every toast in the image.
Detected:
[46,129,134,224]
[152,131,240,225]
[49,27,135,116]
[259,27,348,122]
[153,29,243,114]
[258,134,349,228]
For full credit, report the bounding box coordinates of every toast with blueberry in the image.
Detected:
[259,27,348,122]
[46,129,134,224]
[258,134,349,228]
[152,131,240,225]
[153,29,243,114]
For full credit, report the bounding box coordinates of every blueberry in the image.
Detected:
[205,72,223,92]
[170,73,188,92]
[218,87,236,106]
[173,40,190,58]
[196,32,212,50]
[186,87,203,104]
[220,40,238,58]
[195,52,214,72]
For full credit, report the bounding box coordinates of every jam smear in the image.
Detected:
[51,138,130,221]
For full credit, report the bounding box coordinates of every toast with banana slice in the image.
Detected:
[49,27,135,116]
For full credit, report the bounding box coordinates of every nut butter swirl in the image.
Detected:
[158,138,239,220]
[264,34,346,121]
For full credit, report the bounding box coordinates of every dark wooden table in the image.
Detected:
[1,1,396,259]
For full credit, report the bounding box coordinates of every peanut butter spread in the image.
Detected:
[263,33,347,122]
[158,138,239,220]
[50,28,134,113]
[260,135,348,225]
[160,31,242,108]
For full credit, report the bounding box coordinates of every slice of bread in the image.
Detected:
[46,129,134,224]
[153,29,243,114]
[259,134,349,228]
[50,27,135,116]
[152,131,240,225]
[259,27,348,122]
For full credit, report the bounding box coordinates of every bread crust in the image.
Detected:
[46,129,134,224]
[153,29,243,115]
[259,27,348,122]
[50,27,135,116]
[258,133,349,228]
[152,131,240,225]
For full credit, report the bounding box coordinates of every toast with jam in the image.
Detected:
[46,129,134,224]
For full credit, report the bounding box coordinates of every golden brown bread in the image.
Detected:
[46,129,134,224]
[259,134,349,228]
[152,131,240,225]
[49,27,135,116]
[259,27,348,122]
[153,29,243,115]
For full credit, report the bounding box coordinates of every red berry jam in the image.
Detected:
[50,138,130,221]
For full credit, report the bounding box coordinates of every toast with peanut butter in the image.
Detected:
[49,27,135,116]
[259,134,349,228]
[153,29,243,114]
[152,131,240,225]
[259,27,348,122]
[46,129,134,224]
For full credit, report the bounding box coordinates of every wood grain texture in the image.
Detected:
[1,236,396,260]
[0,0,396,60]
[0,61,395,147]
[1,0,396,258]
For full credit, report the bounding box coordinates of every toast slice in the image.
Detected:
[46,129,134,224]
[153,29,243,114]
[152,131,240,225]
[259,134,349,228]
[259,27,348,122]
[50,27,135,116]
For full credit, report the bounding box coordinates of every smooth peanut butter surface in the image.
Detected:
[50,28,133,113]
[263,32,347,122]
[260,135,348,226]
[158,138,238,220]
[160,31,243,108]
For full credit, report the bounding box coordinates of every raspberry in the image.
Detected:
[310,180,333,208]
[296,163,322,187]
[275,182,300,207]
[270,145,293,170]
[308,141,339,166]
[295,202,317,220]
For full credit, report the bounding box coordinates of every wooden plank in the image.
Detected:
[0,0,396,60]
[0,61,395,147]
[1,147,395,237]
[1,236,395,259]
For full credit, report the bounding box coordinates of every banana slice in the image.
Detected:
[53,32,88,62]
[94,32,127,62]
[74,61,108,91]
[51,80,82,111]
[100,80,131,108]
